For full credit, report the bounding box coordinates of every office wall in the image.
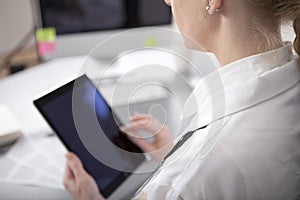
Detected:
[0,0,34,54]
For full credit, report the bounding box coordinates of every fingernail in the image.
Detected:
[66,154,73,161]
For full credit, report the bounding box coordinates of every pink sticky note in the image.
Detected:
[38,42,56,56]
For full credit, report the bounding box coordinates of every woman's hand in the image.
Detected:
[121,114,173,162]
[63,152,105,200]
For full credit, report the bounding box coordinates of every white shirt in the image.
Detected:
[134,43,300,200]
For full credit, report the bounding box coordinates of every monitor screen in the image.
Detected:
[38,0,172,35]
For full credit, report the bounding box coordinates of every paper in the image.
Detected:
[36,27,56,56]
[0,105,21,136]
[0,134,67,189]
[36,28,56,43]
[0,105,22,146]
[38,42,56,56]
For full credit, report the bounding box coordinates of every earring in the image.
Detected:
[205,5,221,13]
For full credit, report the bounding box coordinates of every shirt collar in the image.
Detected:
[219,42,294,89]
[181,42,298,131]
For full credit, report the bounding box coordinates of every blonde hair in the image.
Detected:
[247,0,300,63]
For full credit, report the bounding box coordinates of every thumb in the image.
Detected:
[66,153,86,179]
[129,115,163,135]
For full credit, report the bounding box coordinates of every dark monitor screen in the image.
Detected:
[34,75,144,198]
[38,0,172,35]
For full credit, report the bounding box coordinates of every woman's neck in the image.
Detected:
[211,23,283,67]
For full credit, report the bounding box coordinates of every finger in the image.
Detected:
[121,124,157,138]
[63,163,75,189]
[64,161,74,181]
[130,114,163,131]
[66,152,86,179]
[121,124,152,137]
[126,134,153,152]
[126,119,163,135]
[130,114,160,127]
[63,154,77,190]
[120,126,145,140]
[129,114,152,122]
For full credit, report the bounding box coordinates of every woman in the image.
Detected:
[63,0,300,199]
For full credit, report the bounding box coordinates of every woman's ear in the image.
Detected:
[208,0,222,15]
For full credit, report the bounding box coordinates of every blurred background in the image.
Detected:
[0,1,297,199]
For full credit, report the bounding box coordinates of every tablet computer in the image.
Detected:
[34,75,145,198]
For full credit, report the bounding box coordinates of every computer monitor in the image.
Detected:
[32,0,173,60]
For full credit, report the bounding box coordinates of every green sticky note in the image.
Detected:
[144,37,158,47]
[36,27,56,42]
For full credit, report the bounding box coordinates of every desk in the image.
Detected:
[0,56,86,136]
[0,181,72,200]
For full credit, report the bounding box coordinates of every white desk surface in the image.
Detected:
[0,56,87,136]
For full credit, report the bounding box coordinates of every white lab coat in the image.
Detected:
[134,43,300,200]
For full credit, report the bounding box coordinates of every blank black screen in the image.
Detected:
[38,0,172,35]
